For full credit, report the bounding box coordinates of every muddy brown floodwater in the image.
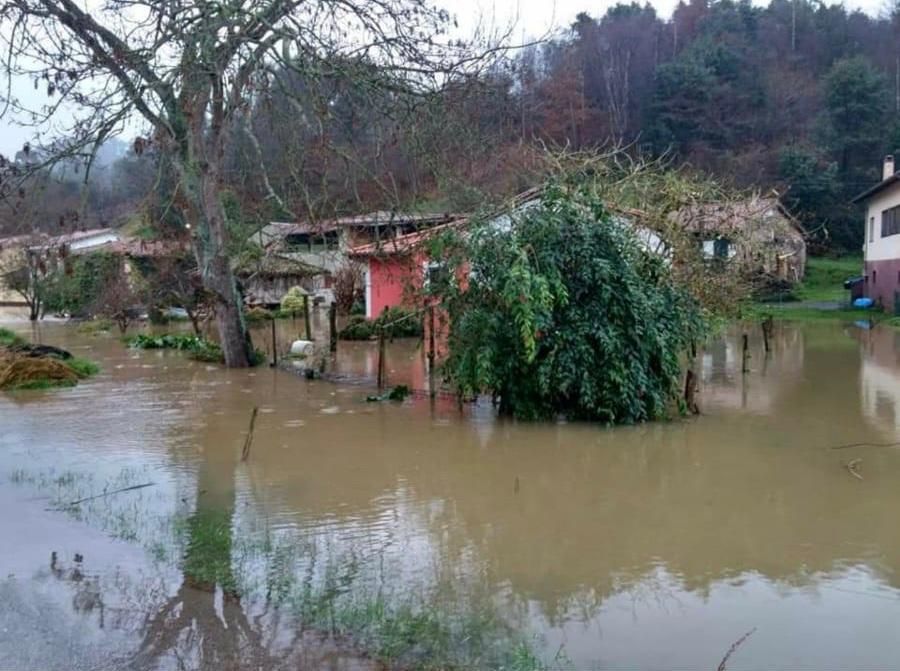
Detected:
[2,313,900,670]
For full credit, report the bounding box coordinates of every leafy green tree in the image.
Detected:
[821,56,887,177]
[433,184,706,423]
[777,146,841,243]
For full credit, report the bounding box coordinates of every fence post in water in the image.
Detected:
[761,316,773,353]
[303,294,312,341]
[270,318,277,367]
[742,333,750,373]
[377,325,386,390]
[329,303,337,353]
[428,305,436,399]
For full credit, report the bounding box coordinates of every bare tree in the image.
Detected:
[0,239,49,320]
[0,0,504,366]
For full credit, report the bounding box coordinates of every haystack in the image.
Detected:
[0,353,80,389]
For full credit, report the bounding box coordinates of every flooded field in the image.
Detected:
[2,312,900,670]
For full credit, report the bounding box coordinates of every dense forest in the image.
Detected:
[3,0,899,253]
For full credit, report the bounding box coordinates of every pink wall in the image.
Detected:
[367,255,420,318]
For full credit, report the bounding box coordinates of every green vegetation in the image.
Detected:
[42,252,123,317]
[339,306,424,341]
[127,332,226,363]
[280,286,307,313]
[245,306,304,323]
[0,331,100,390]
[126,332,265,365]
[67,357,101,378]
[0,328,25,348]
[8,466,549,670]
[793,256,862,303]
[245,306,275,323]
[432,182,707,422]
[750,305,880,323]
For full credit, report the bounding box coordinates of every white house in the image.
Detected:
[852,155,900,310]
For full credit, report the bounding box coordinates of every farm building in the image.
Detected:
[673,196,807,284]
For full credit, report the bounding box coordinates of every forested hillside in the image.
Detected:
[2,0,897,253]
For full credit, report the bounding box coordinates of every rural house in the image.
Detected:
[349,191,541,318]
[251,212,464,306]
[673,196,807,284]
[852,155,900,309]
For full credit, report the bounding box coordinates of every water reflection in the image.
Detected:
[2,320,900,669]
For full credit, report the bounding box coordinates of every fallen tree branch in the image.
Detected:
[242,406,259,461]
[54,482,155,509]
[717,627,757,671]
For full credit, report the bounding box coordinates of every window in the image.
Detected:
[870,217,875,243]
[423,261,450,291]
[873,269,877,285]
[882,206,900,237]
[701,238,731,260]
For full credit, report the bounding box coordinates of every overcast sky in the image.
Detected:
[0,0,891,158]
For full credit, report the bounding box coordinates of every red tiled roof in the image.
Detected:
[348,190,543,258]
[348,219,468,257]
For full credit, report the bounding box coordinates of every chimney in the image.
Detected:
[885,155,896,181]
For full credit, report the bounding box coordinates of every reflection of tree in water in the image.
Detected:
[123,439,374,671]
[123,433,282,671]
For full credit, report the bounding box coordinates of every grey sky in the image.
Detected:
[0,0,890,158]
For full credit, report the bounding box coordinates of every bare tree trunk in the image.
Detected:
[197,173,253,368]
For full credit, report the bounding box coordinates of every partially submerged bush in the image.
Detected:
[338,307,424,341]
[245,306,274,323]
[126,332,265,366]
[280,286,307,313]
[432,182,707,422]
[339,315,375,340]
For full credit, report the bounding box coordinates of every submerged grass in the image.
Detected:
[6,465,551,670]
[0,327,25,348]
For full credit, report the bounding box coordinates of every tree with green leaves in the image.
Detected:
[820,56,887,178]
[431,181,707,423]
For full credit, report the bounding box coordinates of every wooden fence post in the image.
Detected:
[428,305,436,399]
[377,325,386,390]
[270,317,277,367]
[742,333,750,373]
[761,316,773,353]
[303,294,312,341]
[329,303,337,352]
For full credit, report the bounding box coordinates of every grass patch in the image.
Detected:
[0,328,25,348]
[747,304,880,323]
[793,255,862,303]
[67,357,101,378]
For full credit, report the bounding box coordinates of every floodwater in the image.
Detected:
[2,311,900,670]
